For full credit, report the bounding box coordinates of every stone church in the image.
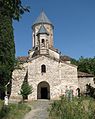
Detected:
[11,11,94,100]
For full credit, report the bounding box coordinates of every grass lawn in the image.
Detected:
[0,100,31,119]
[49,96,95,119]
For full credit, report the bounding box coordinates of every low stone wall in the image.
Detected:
[78,77,95,94]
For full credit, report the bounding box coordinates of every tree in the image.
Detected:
[0,0,29,99]
[71,56,95,76]
[20,81,33,101]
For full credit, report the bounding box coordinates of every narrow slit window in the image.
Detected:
[41,65,46,73]
[42,39,45,43]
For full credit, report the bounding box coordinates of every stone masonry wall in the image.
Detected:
[78,77,95,94]
[28,56,78,100]
[61,62,78,96]
[28,56,61,100]
[33,24,53,48]
[11,56,78,100]
[11,56,95,100]
[10,63,28,100]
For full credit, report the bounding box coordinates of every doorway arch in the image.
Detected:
[37,81,50,99]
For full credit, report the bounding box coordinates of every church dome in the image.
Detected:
[32,10,53,28]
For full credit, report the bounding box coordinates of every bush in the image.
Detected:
[20,81,33,101]
[0,100,3,110]
[49,96,95,119]
[0,101,31,119]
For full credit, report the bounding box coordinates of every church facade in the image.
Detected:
[11,11,94,100]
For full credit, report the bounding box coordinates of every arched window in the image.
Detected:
[41,64,46,73]
[42,39,45,43]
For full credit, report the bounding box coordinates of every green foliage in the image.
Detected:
[0,0,30,20]
[0,11,15,92]
[14,58,24,70]
[49,96,95,119]
[71,58,78,66]
[71,56,95,76]
[0,100,3,110]
[20,81,33,100]
[0,0,30,99]
[0,100,31,119]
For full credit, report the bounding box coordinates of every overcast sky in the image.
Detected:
[13,0,95,59]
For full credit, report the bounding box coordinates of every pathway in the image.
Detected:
[24,100,52,119]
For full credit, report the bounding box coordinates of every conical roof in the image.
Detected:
[33,10,53,27]
[37,24,49,35]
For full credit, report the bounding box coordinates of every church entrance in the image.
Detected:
[37,81,50,99]
[41,87,48,99]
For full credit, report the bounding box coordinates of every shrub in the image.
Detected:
[49,96,95,119]
[0,102,31,119]
[20,81,33,101]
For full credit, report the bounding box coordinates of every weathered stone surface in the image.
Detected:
[78,77,95,93]
[11,55,78,100]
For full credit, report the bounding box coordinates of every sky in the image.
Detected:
[13,0,95,59]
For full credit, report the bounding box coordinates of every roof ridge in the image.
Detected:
[78,71,94,77]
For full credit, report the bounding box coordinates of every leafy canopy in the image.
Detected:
[71,56,95,76]
[0,0,30,20]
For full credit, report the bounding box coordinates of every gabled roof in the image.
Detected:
[28,55,77,68]
[37,24,49,35]
[78,71,94,77]
[60,55,71,61]
[17,56,28,62]
[33,10,53,27]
